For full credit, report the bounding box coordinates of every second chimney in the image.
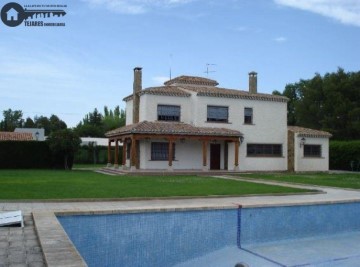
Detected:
[249,71,257,94]
[133,67,142,124]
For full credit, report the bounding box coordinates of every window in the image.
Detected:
[304,145,321,157]
[247,144,282,157]
[207,106,228,123]
[151,142,176,161]
[157,105,180,121]
[244,108,253,124]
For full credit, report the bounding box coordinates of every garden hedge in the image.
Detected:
[0,141,51,169]
[330,141,360,171]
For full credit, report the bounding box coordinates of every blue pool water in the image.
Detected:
[58,202,360,267]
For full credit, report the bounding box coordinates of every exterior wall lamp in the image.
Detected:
[240,136,244,144]
[300,137,306,148]
[35,131,39,141]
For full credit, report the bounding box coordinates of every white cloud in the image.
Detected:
[83,0,195,14]
[152,76,169,85]
[274,0,360,27]
[274,36,287,42]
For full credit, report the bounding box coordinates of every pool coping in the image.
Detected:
[33,198,360,267]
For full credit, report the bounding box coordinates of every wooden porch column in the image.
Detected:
[114,139,119,168]
[130,137,137,171]
[107,139,112,167]
[122,140,127,168]
[202,140,208,171]
[168,139,174,171]
[234,140,240,171]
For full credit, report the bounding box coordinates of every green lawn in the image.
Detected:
[0,170,310,200]
[239,172,360,189]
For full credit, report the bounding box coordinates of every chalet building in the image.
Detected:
[105,67,331,172]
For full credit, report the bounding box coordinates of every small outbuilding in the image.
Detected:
[288,126,332,172]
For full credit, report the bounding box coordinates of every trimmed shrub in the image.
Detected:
[330,141,360,171]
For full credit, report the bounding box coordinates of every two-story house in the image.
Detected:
[105,67,331,172]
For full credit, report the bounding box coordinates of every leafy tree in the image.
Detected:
[0,109,24,131]
[24,117,35,128]
[34,115,67,135]
[47,129,81,170]
[75,106,125,137]
[274,68,360,140]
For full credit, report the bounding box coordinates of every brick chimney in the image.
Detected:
[133,67,142,124]
[249,71,257,94]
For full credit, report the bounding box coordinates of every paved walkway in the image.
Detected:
[1,177,360,266]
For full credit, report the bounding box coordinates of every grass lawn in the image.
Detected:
[239,172,360,189]
[0,170,311,200]
[72,163,106,169]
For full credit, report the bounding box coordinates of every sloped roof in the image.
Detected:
[180,85,288,102]
[0,132,33,141]
[164,75,219,86]
[123,86,191,101]
[123,75,288,103]
[106,121,242,138]
[288,126,332,138]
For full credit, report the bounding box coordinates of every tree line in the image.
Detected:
[0,106,126,137]
[273,68,360,140]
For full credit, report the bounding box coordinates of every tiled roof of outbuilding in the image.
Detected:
[288,126,332,138]
[0,132,33,141]
[106,121,242,138]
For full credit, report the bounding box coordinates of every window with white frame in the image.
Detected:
[207,106,228,123]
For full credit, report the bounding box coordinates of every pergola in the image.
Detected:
[105,121,243,171]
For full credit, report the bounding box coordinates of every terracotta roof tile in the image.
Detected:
[106,121,242,138]
[164,75,219,86]
[288,126,332,138]
[179,85,288,102]
[0,132,33,141]
[123,86,191,101]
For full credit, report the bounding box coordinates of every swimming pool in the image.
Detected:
[58,202,360,267]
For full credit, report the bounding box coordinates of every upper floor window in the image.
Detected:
[157,105,180,121]
[207,106,228,123]
[304,145,321,157]
[244,108,253,124]
[247,144,282,157]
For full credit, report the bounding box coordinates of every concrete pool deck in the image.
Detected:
[2,177,360,266]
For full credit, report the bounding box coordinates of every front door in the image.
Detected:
[210,144,221,170]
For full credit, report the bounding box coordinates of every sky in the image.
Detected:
[1,0,360,127]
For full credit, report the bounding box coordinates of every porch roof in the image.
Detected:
[105,121,243,138]
[288,126,332,138]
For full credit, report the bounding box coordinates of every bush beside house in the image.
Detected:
[330,141,360,171]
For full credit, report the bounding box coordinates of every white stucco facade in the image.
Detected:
[293,134,330,172]
[111,72,331,172]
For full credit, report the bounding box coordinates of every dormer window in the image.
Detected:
[207,105,228,123]
[157,105,180,121]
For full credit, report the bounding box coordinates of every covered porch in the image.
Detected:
[105,121,243,171]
